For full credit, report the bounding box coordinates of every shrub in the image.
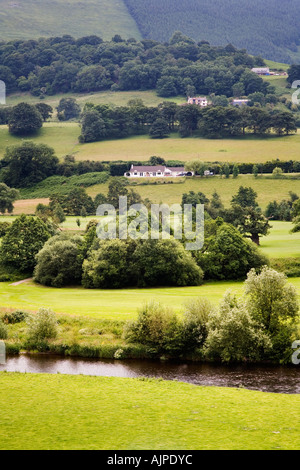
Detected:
[0,320,8,339]
[182,298,215,351]
[26,308,58,343]
[205,292,272,363]
[245,267,299,333]
[2,310,29,324]
[124,302,183,355]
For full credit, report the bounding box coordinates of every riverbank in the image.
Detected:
[0,372,299,450]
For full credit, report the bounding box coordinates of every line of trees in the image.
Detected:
[79,101,297,142]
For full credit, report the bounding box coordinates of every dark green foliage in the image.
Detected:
[2,310,29,324]
[8,102,43,135]
[124,0,300,63]
[0,214,51,272]
[0,183,19,214]
[79,109,107,142]
[196,222,269,280]
[50,188,95,216]
[20,172,109,199]
[57,98,80,121]
[34,234,84,287]
[124,302,184,355]
[35,103,53,121]
[0,320,8,340]
[0,33,272,99]
[2,141,59,188]
[82,239,137,289]
[82,238,203,289]
[0,221,11,237]
[132,239,204,287]
[149,118,170,139]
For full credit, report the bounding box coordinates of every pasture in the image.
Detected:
[6,90,185,112]
[0,373,299,450]
[1,123,300,162]
[85,175,300,211]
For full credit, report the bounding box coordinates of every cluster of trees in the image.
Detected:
[124,0,300,63]
[0,142,110,188]
[182,186,271,246]
[80,101,296,142]
[0,33,270,98]
[265,192,299,221]
[0,198,269,288]
[124,267,299,363]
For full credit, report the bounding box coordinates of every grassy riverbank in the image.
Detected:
[0,372,299,450]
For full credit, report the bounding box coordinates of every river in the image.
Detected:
[1,354,300,394]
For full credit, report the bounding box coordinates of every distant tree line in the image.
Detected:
[79,101,296,142]
[0,33,270,98]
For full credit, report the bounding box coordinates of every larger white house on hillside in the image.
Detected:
[124,165,194,178]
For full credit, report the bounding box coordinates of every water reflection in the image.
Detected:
[0,355,299,394]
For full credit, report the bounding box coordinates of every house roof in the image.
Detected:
[130,166,166,172]
[129,165,186,173]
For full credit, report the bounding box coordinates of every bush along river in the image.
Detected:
[1,354,299,394]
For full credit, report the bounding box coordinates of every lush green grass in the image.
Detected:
[2,124,300,163]
[0,372,299,450]
[0,277,299,320]
[0,123,80,158]
[260,221,300,259]
[73,132,300,163]
[0,0,141,41]
[262,76,290,97]
[85,175,300,211]
[6,90,185,112]
[264,59,290,72]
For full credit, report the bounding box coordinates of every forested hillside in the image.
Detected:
[0,35,269,97]
[124,0,300,63]
[0,0,141,41]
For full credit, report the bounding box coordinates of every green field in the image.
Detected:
[0,373,299,450]
[0,0,141,41]
[260,221,300,258]
[1,122,300,163]
[84,175,300,211]
[1,276,299,320]
[6,90,185,113]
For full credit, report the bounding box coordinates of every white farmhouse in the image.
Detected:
[124,165,194,178]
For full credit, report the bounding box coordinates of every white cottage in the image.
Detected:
[124,165,194,178]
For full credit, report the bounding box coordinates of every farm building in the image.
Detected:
[187,96,208,107]
[251,67,270,75]
[124,165,194,178]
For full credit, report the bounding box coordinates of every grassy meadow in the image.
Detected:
[0,373,299,450]
[0,276,299,320]
[0,0,141,41]
[1,122,300,163]
[6,90,186,113]
[86,175,300,211]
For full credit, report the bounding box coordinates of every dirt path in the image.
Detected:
[10,278,33,286]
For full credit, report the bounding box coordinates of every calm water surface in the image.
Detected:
[1,355,299,394]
